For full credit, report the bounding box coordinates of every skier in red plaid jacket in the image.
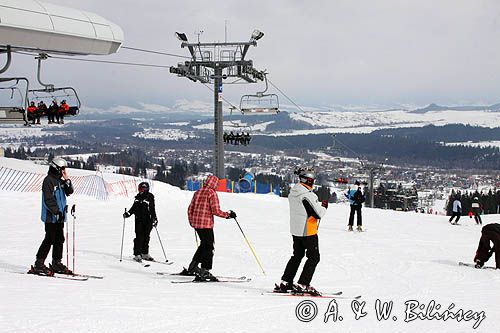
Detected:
[185,175,236,280]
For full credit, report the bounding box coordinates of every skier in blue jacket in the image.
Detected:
[29,157,74,275]
[345,180,365,231]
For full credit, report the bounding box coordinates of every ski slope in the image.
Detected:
[0,158,499,333]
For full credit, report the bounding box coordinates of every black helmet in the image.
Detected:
[138,182,150,193]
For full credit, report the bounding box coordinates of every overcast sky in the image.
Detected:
[6,0,500,111]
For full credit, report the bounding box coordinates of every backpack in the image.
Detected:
[353,189,365,204]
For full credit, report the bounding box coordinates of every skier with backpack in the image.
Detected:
[275,168,328,296]
[345,180,365,231]
[29,157,74,275]
[470,196,483,225]
[123,182,158,262]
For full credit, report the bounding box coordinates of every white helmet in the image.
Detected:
[50,157,67,171]
[296,168,315,185]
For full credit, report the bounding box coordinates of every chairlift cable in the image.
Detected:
[267,77,306,113]
[13,51,171,69]
[121,46,190,59]
[42,55,172,69]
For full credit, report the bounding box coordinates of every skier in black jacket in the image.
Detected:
[29,157,74,275]
[123,182,158,262]
[474,223,500,269]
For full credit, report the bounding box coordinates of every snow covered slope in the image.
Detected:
[0,158,499,332]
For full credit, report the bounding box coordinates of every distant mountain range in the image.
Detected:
[411,103,500,113]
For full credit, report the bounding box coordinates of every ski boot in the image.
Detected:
[28,259,53,276]
[133,255,143,263]
[50,260,72,275]
[300,284,321,296]
[141,253,155,261]
[357,225,363,232]
[195,268,218,282]
[348,225,353,232]
[274,281,296,293]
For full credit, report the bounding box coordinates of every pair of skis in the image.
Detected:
[23,269,103,281]
[157,271,251,283]
[128,258,174,268]
[458,262,497,270]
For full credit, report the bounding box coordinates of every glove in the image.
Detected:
[321,200,328,209]
[474,259,484,269]
[123,211,131,218]
[227,210,237,219]
[55,212,64,223]
[153,219,158,228]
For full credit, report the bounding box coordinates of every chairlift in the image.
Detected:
[28,87,81,116]
[0,77,29,125]
[239,73,279,115]
[224,106,252,146]
[27,53,81,117]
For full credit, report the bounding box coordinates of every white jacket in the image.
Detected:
[288,183,327,237]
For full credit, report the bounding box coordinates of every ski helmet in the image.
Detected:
[50,157,67,172]
[138,182,150,193]
[298,168,315,187]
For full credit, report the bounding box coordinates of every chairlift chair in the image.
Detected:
[0,77,29,125]
[239,73,279,115]
[28,87,81,116]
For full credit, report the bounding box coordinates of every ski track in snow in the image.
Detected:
[0,158,499,332]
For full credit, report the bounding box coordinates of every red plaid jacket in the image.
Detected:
[188,175,229,229]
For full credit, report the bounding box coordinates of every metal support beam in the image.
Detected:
[0,46,12,74]
[213,66,224,178]
[36,54,55,91]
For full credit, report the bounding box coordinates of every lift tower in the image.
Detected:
[170,30,265,178]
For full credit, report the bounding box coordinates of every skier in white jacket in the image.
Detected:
[275,168,328,296]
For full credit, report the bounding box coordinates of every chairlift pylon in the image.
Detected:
[239,73,279,115]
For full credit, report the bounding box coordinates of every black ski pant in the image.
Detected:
[449,212,460,224]
[36,223,65,261]
[474,214,483,225]
[192,228,215,270]
[134,220,153,255]
[348,205,362,226]
[282,234,320,286]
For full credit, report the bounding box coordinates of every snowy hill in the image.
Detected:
[0,157,499,332]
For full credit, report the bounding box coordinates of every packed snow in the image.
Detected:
[0,158,499,333]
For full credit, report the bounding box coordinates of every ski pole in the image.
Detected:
[194,230,199,247]
[154,226,169,262]
[65,205,69,268]
[233,217,266,276]
[71,204,76,273]
[120,208,126,262]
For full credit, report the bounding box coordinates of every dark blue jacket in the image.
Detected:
[40,171,74,223]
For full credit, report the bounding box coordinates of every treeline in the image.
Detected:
[249,124,500,170]
[446,189,500,215]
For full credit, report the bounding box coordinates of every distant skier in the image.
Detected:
[123,182,158,262]
[449,195,462,225]
[276,168,327,296]
[185,175,236,281]
[471,196,483,225]
[29,157,74,275]
[473,223,500,269]
[345,180,365,231]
